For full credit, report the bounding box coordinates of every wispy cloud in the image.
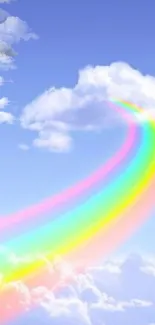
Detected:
[18,143,30,151]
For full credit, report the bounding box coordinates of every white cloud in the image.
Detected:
[0,96,9,109]
[0,109,14,123]
[0,4,38,128]
[0,6,38,69]
[0,252,155,324]
[18,143,30,151]
[141,264,155,277]
[33,130,72,152]
[0,40,16,56]
[0,51,14,69]
[0,16,38,44]
[20,62,155,153]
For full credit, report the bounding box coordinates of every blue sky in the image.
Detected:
[0,1,155,324]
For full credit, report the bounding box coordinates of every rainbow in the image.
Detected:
[0,99,155,323]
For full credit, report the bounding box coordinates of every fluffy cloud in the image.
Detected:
[20,62,155,152]
[0,13,38,69]
[0,252,155,324]
[33,130,73,152]
[0,16,38,43]
[0,108,13,123]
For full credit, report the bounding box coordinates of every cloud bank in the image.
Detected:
[0,251,155,324]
